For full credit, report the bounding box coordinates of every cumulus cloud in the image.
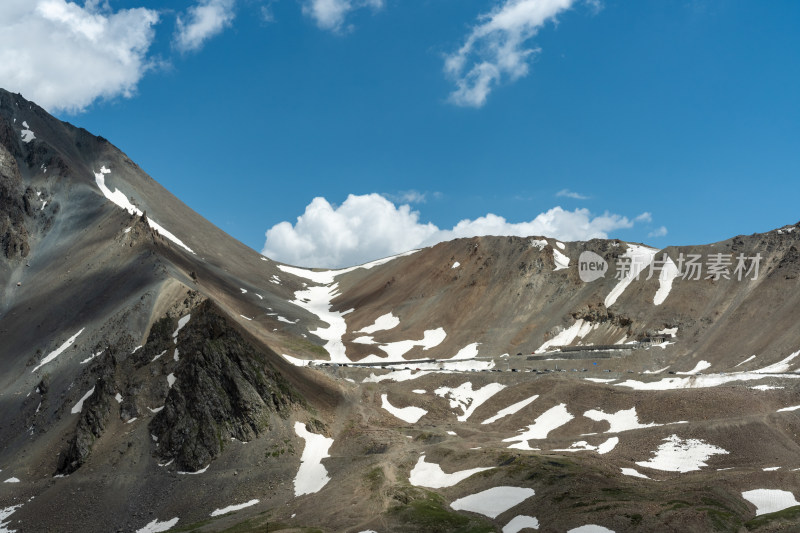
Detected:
[174,0,236,52]
[556,188,588,200]
[262,193,644,268]
[444,0,575,107]
[648,226,668,238]
[0,0,159,113]
[302,0,383,32]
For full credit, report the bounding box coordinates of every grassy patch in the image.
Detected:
[388,486,496,533]
[745,505,800,530]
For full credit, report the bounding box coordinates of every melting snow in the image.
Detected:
[115,393,123,403]
[584,407,660,433]
[552,248,570,271]
[735,355,757,367]
[554,437,619,454]
[617,372,800,390]
[358,312,400,334]
[80,350,103,365]
[777,405,800,412]
[20,124,35,143]
[167,374,176,388]
[378,328,447,359]
[676,360,711,375]
[381,394,427,423]
[556,241,565,250]
[173,315,191,341]
[151,350,167,362]
[135,518,179,533]
[653,257,680,306]
[530,239,547,250]
[210,499,260,517]
[452,261,461,268]
[741,489,800,516]
[620,468,650,479]
[755,350,800,374]
[605,244,658,307]
[482,395,539,425]
[503,404,574,449]
[568,526,615,533]
[240,315,253,321]
[412,389,426,394]
[352,336,375,344]
[535,320,596,354]
[94,168,194,254]
[751,385,783,391]
[409,455,493,488]
[0,505,22,533]
[450,486,535,519]
[71,386,95,414]
[434,382,506,422]
[178,465,209,475]
[503,515,540,533]
[240,288,247,294]
[294,422,334,496]
[635,434,728,472]
[3,478,20,483]
[33,328,85,372]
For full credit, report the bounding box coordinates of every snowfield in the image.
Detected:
[409,455,493,488]
[380,394,427,423]
[294,421,334,496]
[741,489,800,516]
[503,403,574,449]
[434,382,506,422]
[635,434,728,473]
[450,486,536,518]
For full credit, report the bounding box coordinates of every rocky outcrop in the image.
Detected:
[56,354,119,475]
[0,141,29,259]
[149,301,302,471]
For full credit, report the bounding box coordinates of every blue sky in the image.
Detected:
[2,0,799,267]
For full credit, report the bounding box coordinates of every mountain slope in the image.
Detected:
[1,89,800,532]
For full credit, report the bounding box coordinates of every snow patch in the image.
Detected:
[95,169,194,254]
[567,526,615,533]
[452,261,460,268]
[380,394,427,423]
[409,455,493,488]
[535,320,596,354]
[583,407,660,433]
[450,486,535,519]
[294,421,334,496]
[503,515,540,533]
[33,328,85,372]
[210,499,260,517]
[71,386,95,414]
[358,312,400,334]
[741,489,800,516]
[434,382,506,422]
[554,437,619,454]
[676,360,711,375]
[653,257,679,306]
[552,248,570,271]
[135,517,179,533]
[620,467,650,479]
[635,434,728,472]
[482,395,539,425]
[605,244,658,307]
[503,404,574,449]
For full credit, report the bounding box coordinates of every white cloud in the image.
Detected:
[648,226,668,238]
[262,193,640,268]
[445,0,576,107]
[556,188,588,200]
[386,190,429,204]
[635,212,653,223]
[174,0,236,52]
[0,0,159,113]
[302,0,383,32]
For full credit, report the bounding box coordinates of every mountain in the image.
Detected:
[1,88,799,532]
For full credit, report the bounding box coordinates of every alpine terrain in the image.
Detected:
[1,88,800,532]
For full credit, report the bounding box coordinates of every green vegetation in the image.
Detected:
[745,505,800,530]
[388,485,496,533]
